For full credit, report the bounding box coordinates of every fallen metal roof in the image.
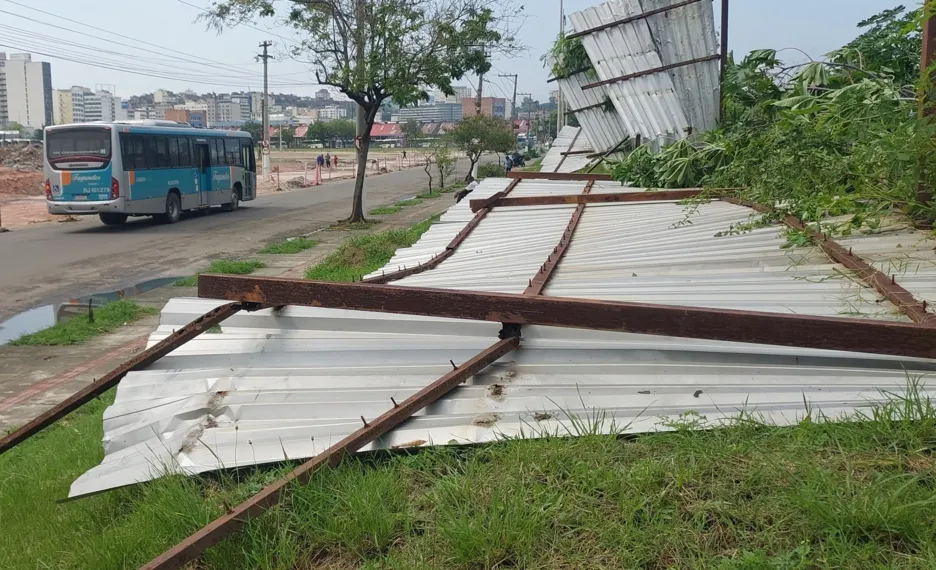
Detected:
[568,0,720,148]
[539,126,595,174]
[71,178,936,498]
[553,69,632,153]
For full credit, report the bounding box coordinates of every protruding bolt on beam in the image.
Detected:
[892,274,897,284]
[360,416,368,427]
[390,397,399,408]
[450,359,458,370]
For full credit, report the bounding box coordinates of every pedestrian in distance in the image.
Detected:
[325,152,331,169]
[402,150,407,160]
[333,154,338,168]
[504,154,513,173]
[316,154,324,168]
[455,176,479,204]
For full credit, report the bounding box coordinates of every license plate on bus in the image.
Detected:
[73,195,87,201]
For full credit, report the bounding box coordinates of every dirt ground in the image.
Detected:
[0,145,48,229]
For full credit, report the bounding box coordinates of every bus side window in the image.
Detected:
[225,139,239,166]
[143,136,158,170]
[168,138,180,168]
[177,138,191,168]
[209,139,220,166]
[154,137,170,168]
[132,137,145,170]
[248,143,256,173]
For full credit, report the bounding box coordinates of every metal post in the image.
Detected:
[719,0,729,122]
[258,41,273,177]
[557,0,565,134]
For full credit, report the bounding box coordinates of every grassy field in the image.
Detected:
[174,259,267,287]
[8,300,157,346]
[3,382,936,569]
[259,237,318,255]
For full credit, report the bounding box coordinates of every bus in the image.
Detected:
[44,120,256,225]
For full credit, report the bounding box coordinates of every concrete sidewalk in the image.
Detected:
[0,192,459,432]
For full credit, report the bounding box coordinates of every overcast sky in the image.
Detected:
[0,0,915,103]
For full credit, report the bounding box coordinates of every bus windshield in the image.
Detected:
[46,128,112,166]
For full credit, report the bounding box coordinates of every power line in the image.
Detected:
[0,0,302,80]
[174,0,297,44]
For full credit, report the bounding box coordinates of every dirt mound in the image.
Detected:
[0,144,43,171]
[0,168,44,197]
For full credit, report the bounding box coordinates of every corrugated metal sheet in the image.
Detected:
[836,219,936,307]
[70,297,936,498]
[70,181,936,497]
[640,0,720,134]
[540,126,595,174]
[568,0,719,148]
[554,68,631,153]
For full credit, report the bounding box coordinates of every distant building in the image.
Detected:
[250,91,272,119]
[315,88,331,100]
[461,97,507,119]
[452,86,472,101]
[318,105,347,121]
[0,53,7,125]
[396,103,463,123]
[53,89,74,124]
[153,89,170,104]
[51,86,122,124]
[0,53,53,128]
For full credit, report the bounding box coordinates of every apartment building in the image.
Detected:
[0,53,53,128]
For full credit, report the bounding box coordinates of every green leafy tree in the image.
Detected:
[830,6,922,87]
[204,0,520,222]
[281,126,296,148]
[241,120,263,143]
[402,119,422,147]
[448,114,515,175]
[432,141,456,187]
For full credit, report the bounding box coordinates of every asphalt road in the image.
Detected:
[0,159,477,319]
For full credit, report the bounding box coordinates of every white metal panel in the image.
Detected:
[547,201,907,319]
[568,0,720,149]
[837,221,936,307]
[540,126,595,174]
[640,0,720,134]
[554,70,631,154]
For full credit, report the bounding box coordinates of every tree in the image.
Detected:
[830,6,921,88]
[402,119,422,147]
[242,120,263,143]
[205,0,520,222]
[432,141,456,187]
[447,114,515,176]
[281,126,296,148]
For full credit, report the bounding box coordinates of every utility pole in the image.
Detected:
[518,92,532,152]
[476,71,484,115]
[257,40,273,177]
[557,0,565,135]
[498,74,518,121]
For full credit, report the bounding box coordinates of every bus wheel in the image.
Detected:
[157,192,181,224]
[222,187,240,212]
[99,213,127,226]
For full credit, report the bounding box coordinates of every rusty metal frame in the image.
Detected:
[364,178,522,284]
[720,197,936,325]
[583,54,722,91]
[507,171,612,181]
[470,189,706,212]
[198,275,936,359]
[0,302,245,455]
[567,0,705,40]
[140,334,519,570]
[524,181,594,295]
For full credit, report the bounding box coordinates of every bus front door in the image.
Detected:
[195,143,211,207]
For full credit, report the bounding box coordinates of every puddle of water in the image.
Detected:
[0,276,181,345]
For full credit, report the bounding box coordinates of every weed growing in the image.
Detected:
[258,237,317,255]
[174,259,267,287]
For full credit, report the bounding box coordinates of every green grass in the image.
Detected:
[5,381,936,569]
[258,237,318,255]
[8,300,158,346]
[305,216,439,282]
[369,205,402,216]
[174,259,267,287]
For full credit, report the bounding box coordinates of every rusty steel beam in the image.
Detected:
[140,335,520,570]
[507,171,612,181]
[364,179,522,284]
[583,54,721,90]
[198,275,936,359]
[553,127,582,173]
[0,302,244,455]
[524,181,593,295]
[568,0,704,39]
[719,197,935,325]
[470,189,706,212]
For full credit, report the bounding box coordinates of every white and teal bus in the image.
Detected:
[44,120,256,225]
